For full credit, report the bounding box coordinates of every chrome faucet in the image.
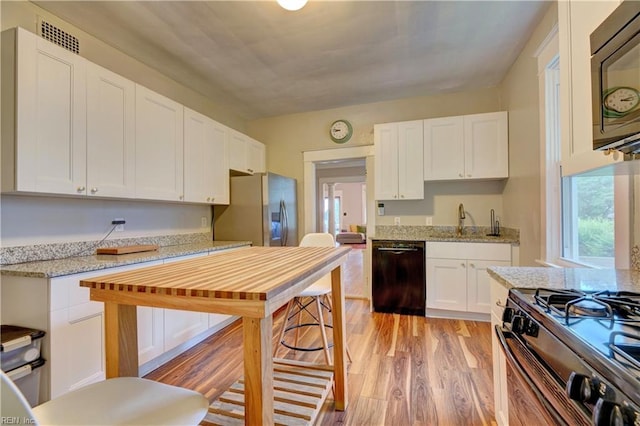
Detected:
[457,203,466,236]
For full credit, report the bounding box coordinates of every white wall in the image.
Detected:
[335,182,365,230]
[498,2,558,265]
[0,195,211,247]
[377,181,505,227]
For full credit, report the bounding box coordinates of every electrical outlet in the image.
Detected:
[425,216,433,226]
[113,218,125,232]
[394,217,401,225]
[201,217,208,228]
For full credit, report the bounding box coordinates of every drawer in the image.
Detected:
[426,242,511,261]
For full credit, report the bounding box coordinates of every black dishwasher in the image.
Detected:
[372,240,425,316]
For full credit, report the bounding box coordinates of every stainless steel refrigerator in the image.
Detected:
[213,172,297,246]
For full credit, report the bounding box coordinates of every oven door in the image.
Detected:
[495,326,591,426]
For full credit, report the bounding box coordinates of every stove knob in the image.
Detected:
[511,315,525,334]
[524,320,539,337]
[502,307,515,323]
[593,398,624,426]
[566,372,598,404]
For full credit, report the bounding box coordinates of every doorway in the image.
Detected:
[303,146,375,302]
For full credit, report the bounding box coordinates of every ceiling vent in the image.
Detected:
[38,18,79,54]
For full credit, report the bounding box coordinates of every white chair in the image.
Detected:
[274,233,352,364]
[1,369,209,425]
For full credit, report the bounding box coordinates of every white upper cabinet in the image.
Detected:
[374,120,424,200]
[559,0,622,176]
[229,130,266,175]
[184,108,229,204]
[423,116,464,180]
[86,62,135,198]
[247,137,266,174]
[424,111,508,181]
[2,27,87,195]
[135,84,184,201]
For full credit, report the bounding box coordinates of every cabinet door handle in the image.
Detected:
[458,173,463,178]
[495,299,506,308]
[461,263,466,268]
[469,263,475,268]
[77,186,85,193]
[90,187,98,194]
[400,194,405,198]
[247,168,254,173]
[179,195,184,200]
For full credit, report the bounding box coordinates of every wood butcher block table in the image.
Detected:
[80,246,351,425]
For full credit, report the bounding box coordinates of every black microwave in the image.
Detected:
[591,0,640,157]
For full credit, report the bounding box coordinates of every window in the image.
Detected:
[562,175,615,267]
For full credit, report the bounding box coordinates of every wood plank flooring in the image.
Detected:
[144,248,496,425]
[145,303,495,425]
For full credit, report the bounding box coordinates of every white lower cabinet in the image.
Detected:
[0,248,242,403]
[137,306,164,366]
[48,261,161,399]
[162,253,210,351]
[490,277,509,426]
[426,242,511,315]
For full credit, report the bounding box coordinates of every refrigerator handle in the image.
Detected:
[281,200,288,246]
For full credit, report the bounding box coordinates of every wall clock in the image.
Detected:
[329,119,353,144]
[603,86,640,118]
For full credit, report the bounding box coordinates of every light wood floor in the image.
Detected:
[145,247,495,425]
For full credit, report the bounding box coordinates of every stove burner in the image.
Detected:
[568,299,610,317]
[609,331,640,371]
[534,288,640,325]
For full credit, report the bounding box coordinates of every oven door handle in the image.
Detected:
[495,325,568,426]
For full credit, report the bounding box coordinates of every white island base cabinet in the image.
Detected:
[426,242,511,321]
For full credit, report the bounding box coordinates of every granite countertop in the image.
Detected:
[0,240,252,278]
[370,225,519,245]
[488,266,640,293]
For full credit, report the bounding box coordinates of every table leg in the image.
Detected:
[331,265,348,410]
[243,316,274,425]
[104,302,139,378]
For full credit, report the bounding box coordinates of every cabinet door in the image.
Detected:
[210,121,230,204]
[466,260,511,314]
[135,85,184,201]
[137,306,164,365]
[374,123,399,200]
[423,116,464,180]
[229,130,248,173]
[184,108,217,204]
[86,62,135,198]
[15,27,86,195]
[426,258,467,311]
[162,254,210,351]
[247,138,266,174]
[397,120,424,199]
[463,112,508,179]
[490,277,510,426]
[49,262,160,398]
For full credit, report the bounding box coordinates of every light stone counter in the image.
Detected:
[371,225,519,245]
[0,240,251,278]
[488,266,640,293]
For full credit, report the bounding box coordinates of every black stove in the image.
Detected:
[504,287,640,425]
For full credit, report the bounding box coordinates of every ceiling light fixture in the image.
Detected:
[277,0,308,11]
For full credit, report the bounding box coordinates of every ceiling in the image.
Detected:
[33,1,551,121]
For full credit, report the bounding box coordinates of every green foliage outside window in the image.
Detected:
[578,217,614,257]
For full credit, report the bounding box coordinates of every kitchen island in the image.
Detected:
[80,245,351,425]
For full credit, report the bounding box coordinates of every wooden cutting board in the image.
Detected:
[96,245,159,255]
